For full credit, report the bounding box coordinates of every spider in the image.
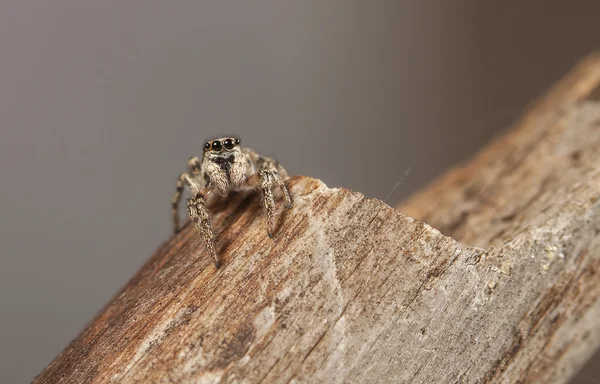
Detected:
[172,137,293,268]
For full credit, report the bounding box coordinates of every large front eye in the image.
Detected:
[223,138,235,150]
[211,140,222,151]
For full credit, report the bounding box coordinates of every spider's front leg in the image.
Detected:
[187,191,220,268]
[246,161,293,238]
[171,157,202,234]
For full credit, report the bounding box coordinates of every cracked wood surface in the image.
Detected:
[35,55,600,383]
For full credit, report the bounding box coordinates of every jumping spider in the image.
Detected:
[172,137,292,268]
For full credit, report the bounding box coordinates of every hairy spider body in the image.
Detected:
[172,137,292,268]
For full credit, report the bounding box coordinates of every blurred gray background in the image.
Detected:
[0,1,598,383]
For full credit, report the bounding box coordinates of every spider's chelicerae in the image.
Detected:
[172,137,292,268]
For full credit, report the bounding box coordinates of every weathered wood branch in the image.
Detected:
[35,55,600,384]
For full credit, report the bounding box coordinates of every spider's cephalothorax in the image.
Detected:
[171,137,292,268]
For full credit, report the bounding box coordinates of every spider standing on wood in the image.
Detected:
[172,137,293,268]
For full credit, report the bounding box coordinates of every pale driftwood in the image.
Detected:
[35,56,600,384]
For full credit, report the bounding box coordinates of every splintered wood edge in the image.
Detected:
[397,53,600,382]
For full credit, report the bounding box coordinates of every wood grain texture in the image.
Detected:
[35,55,600,384]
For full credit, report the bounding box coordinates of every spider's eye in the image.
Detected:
[204,142,210,151]
[223,138,235,150]
[211,140,222,151]
[234,138,241,145]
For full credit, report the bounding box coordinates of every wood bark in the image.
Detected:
[35,55,600,384]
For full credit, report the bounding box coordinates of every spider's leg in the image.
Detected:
[187,192,220,268]
[188,156,202,176]
[172,157,203,234]
[261,168,276,238]
[262,161,292,209]
[172,173,189,234]
[245,161,290,237]
[272,168,292,209]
